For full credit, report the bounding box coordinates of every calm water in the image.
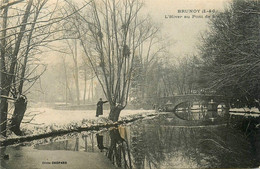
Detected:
[1,113,258,169]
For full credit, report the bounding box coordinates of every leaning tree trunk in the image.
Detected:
[10,95,27,135]
[0,97,8,137]
[108,106,123,122]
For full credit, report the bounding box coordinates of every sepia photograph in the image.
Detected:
[0,0,259,168]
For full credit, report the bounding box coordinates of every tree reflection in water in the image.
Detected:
[127,115,257,169]
[18,114,256,168]
[106,127,132,169]
[101,114,257,168]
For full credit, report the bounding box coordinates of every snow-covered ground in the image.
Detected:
[3,106,259,140]
[22,107,153,126]
[9,107,155,138]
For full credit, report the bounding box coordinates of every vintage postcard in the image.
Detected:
[0,0,259,168]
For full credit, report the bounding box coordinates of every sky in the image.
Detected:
[142,0,231,57]
[40,0,231,64]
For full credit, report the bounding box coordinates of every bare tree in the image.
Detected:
[132,22,169,101]
[63,39,81,105]
[0,0,11,137]
[1,0,34,136]
[64,0,159,121]
[61,56,74,104]
[0,0,69,136]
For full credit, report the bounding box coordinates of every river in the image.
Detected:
[0,113,259,169]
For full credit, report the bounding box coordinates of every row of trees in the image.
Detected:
[29,61,99,105]
[130,0,260,111]
[130,54,201,108]
[199,0,260,109]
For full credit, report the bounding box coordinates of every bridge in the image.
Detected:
[154,94,230,112]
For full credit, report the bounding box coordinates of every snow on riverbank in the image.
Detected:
[2,106,259,140]
[22,107,154,125]
[4,107,155,139]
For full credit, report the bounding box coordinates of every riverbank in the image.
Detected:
[0,108,156,145]
[1,108,259,168]
[3,111,258,169]
[1,106,259,147]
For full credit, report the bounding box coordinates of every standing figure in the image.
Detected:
[96,98,108,117]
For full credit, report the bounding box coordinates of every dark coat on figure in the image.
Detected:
[96,101,108,116]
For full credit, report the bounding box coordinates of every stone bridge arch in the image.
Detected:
[156,94,229,112]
